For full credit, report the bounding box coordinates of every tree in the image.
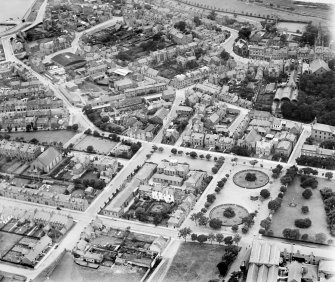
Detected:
[87,145,94,153]
[197,234,208,244]
[220,49,230,61]
[209,218,222,229]
[190,212,202,226]
[282,228,300,240]
[212,167,218,174]
[191,233,198,241]
[198,215,209,226]
[207,194,216,203]
[158,147,164,152]
[206,154,212,161]
[84,128,92,135]
[260,189,270,199]
[325,172,333,180]
[171,148,177,155]
[135,207,146,221]
[302,188,313,199]
[208,232,215,244]
[231,224,239,232]
[179,227,192,241]
[152,145,158,151]
[224,236,233,245]
[207,10,216,20]
[238,27,251,40]
[301,206,309,214]
[71,124,79,131]
[216,233,224,244]
[295,218,312,228]
[193,16,202,27]
[93,130,100,137]
[329,59,335,71]
[189,151,197,159]
[174,21,186,32]
[268,199,281,211]
[249,160,258,167]
[260,218,271,230]
[233,234,241,245]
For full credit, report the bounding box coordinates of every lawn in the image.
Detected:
[163,242,226,282]
[74,136,119,155]
[9,130,76,145]
[0,232,22,258]
[270,177,330,243]
[48,252,146,282]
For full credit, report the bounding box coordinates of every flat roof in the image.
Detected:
[52,52,86,68]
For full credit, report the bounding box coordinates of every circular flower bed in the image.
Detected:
[223,207,236,218]
[210,204,249,226]
[233,169,269,189]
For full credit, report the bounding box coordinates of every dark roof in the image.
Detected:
[51,52,86,68]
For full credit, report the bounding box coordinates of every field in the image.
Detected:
[47,252,146,282]
[186,0,330,24]
[9,130,76,144]
[74,135,119,155]
[163,242,226,282]
[0,232,22,258]
[270,177,330,243]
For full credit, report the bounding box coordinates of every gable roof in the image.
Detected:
[36,147,61,167]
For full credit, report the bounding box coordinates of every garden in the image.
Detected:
[209,204,249,226]
[233,169,269,189]
[262,166,333,245]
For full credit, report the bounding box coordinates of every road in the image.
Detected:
[288,125,311,165]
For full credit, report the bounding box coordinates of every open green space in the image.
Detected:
[163,242,226,282]
[269,177,331,244]
[233,169,269,189]
[74,135,118,155]
[9,130,76,145]
[210,204,249,226]
[0,232,22,258]
[47,252,146,282]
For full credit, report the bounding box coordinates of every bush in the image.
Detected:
[278,192,284,198]
[260,189,270,199]
[245,172,257,182]
[302,188,313,199]
[223,207,236,218]
[241,225,249,234]
[301,234,309,241]
[295,218,312,228]
[209,218,222,229]
[280,186,287,193]
[204,202,211,208]
[212,167,218,174]
[215,187,220,193]
[301,206,309,214]
[201,208,207,213]
[283,228,300,240]
[259,228,266,235]
[207,194,216,203]
[231,225,239,232]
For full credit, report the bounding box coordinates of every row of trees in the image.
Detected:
[320,188,335,236]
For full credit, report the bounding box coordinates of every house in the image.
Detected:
[310,59,330,77]
[275,140,293,157]
[21,235,52,266]
[135,163,158,184]
[31,147,62,173]
[157,160,189,178]
[152,173,183,186]
[185,171,206,189]
[152,185,175,203]
[113,144,132,158]
[301,144,335,158]
[311,123,335,142]
[256,140,273,156]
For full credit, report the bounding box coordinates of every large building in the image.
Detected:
[51,52,86,70]
[31,147,62,173]
[311,123,335,142]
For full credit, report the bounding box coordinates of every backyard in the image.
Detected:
[9,130,76,144]
[163,242,226,282]
[74,135,119,155]
[47,252,146,282]
[269,177,331,244]
[0,232,22,258]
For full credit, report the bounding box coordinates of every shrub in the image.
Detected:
[245,172,257,182]
[259,228,266,235]
[283,228,300,240]
[223,207,236,218]
[201,208,207,213]
[260,189,270,199]
[280,186,287,193]
[204,202,211,208]
[231,225,239,232]
[301,206,309,214]
[278,192,284,199]
[191,233,198,241]
[212,167,218,174]
[302,189,313,199]
[295,218,312,228]
[301,234,309,241]
[207,194,216,203]
[215,187,220,193]
[209,218,223,229]
[241,225,249,234]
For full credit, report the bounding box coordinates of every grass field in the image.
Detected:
[9,130,76,145]
[74,135,119,155]
[163,242,226,282]
[48,252,146,282]
[0,232,22,258]
[270,177,330,243]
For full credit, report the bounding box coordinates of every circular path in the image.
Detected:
[233,169,269,189]
[209,204,249,226]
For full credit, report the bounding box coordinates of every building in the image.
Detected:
[31,147,62,173]
[311,122,335,142]
[21,235,52,266]
[275,140,293,157]
[51,52,86,70]
[135,162,158,184]
[152,185,175,203]
[310,58,330,77]
[301,144,335,158]
[246,240,280,282]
